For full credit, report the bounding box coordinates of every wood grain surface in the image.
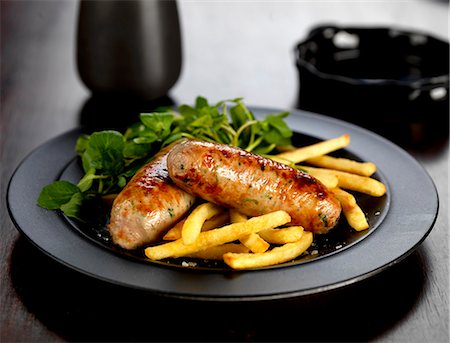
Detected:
[1,1,448,342]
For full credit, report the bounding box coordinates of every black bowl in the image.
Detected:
[295,25,449,148]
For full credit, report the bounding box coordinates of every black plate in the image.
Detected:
[7,108,438,301]
[58,132,388,271]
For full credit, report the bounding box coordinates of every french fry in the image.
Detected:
[299,166,343,189]
[258,226,304,244]
[163,219,186,240]
[229,209,248,223]
[332,188,369,231]
[300,166,386,197]
[306,171,339,189]
[223,231,313,270]
[335,172,386,197]
[188,243,250,260]
[230,209,270,253]
[147,133,384,269]
[272,134,350,164]
[163,212,229,240]
[239,233,270,253]
[305,155,377,177]
[181,202,223,245]
[145,210,291,260]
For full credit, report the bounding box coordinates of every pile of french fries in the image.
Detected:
[144,134,386,270]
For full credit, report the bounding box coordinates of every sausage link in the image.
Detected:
[167,139,341,234]
[108,144,195,249]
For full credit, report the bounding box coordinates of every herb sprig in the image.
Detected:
[37,97,293,219]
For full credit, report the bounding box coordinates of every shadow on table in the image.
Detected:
[10,236,427,342]
[77,93,176,132]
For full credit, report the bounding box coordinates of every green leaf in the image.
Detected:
[189,114,214,128]
[132,134,158,145]
[84,131,125,175]
[263,130,292,146]
[253,143,277,155]
[177,105,198,119]
[77,168,97,192]
[117,175,127,188]
[37,181,81,210]
[259,113,293,145]
[195,96,209,109]
[230,101,254,130]
[121,160,150,178]
[265,113,292,137]
[124,122,146,140]
[229,101,256,147]
[60,192,84,220]
[81,147,96,173]
[75,134,90,155]
[140,112,175,140]
[123,140,152,159]
[216,129,232,144]
[199,104,220,120]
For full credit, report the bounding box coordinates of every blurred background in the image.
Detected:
[2,0,448,147]
[172,0,448,108]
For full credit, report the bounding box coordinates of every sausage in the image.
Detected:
[108,144,196,250]
[167,139,341,234]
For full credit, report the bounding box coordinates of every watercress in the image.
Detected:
[37,97,293,219]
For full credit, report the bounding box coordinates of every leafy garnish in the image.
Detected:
[37,97,293,219]
[38,181,81,210]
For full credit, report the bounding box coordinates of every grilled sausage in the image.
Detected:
[167,139,341,234]
[108,144,196,249]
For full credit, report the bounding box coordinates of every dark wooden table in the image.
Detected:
[2,1,448,342]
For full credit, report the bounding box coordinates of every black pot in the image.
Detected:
[295,25,449,147]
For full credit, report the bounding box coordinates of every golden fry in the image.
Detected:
[300,166,386,197]
[331,188,369,231]
[188,243,250,260]
[181,202,223,245]
[229,209,248,223]
[163,219,186,240]
[223,231,313,270]
[145,210,291,260]
[307,171,338,189]
[147,133,384,269]
[258,226,304,244]
[239,233,270,253]
[305,155,377,177]
[230,209,270,253]
[163,212,229,240]
[273,134,350,164]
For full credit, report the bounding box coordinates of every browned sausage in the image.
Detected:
[167,139,341,234]
[108,144,196,250]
